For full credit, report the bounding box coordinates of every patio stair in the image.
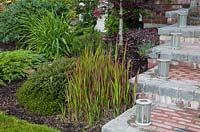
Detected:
[102,1,200,132]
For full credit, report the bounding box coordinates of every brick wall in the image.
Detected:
[143,0,190,24]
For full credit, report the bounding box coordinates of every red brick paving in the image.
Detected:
[146,106,200,132]
[148,59,200,84]
[169,65,200,84]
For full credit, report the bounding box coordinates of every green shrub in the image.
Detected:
[0,0,69,43]
[17,58,74,115]
[71,27,106,56]
[105,15,120,36]
[75,0,99,27]
[105,14,128,37]
[19,11,73,59]
[0,50,46,86]
[66,46,133,125]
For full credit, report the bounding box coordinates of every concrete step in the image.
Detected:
[130,65,200,110]
[102,105,200,132]
[165,8,188,18]
[160,36,200,44]
[148,41,200,63]
[158,24,200,38]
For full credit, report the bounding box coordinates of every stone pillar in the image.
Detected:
[170,33,182,49]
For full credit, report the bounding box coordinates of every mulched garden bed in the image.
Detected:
[0,28,159,131]
[0,79,113,132]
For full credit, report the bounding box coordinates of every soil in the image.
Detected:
[0,42,17,51]
[0,79,112,132]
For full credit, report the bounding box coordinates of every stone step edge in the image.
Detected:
[129,68,200,110]
[165,8,188,18]
[158,24,200,38]
[147,46,200,63]
[102,106,139,132]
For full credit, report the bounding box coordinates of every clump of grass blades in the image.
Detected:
[19,10,72,59]
[66,46,134,125]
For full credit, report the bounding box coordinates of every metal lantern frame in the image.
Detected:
[135,99,152,126]
[157,59,171,79]
[170,32,182,50]
[190,0,198,8]
[178,13,187,28]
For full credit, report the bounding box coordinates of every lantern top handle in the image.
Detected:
[157,59,171,62]
[170,32,182,36]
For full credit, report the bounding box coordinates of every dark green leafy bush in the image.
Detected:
[0,50,46,86]
[71,27,106,56]
[17,58,74,115]
[105,14,128,37]
[105,15,120,36]
[0,0,69,43]
[20,11,72,59]
[75,0,99,27]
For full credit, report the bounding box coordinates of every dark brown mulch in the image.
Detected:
[0,42,17,51]
[0,79,111,132]
[120,28,159,76]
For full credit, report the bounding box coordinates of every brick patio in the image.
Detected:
[148,60,200,84]
[102,105,200,132]
[170,65,200,83]
[145,106,200,132]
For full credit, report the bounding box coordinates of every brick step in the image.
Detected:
[158,24,200,38]
[130,65,200,110]
[148,41,200,63]
[102,105,200,132]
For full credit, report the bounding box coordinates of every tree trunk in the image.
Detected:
[118,0,123,45]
